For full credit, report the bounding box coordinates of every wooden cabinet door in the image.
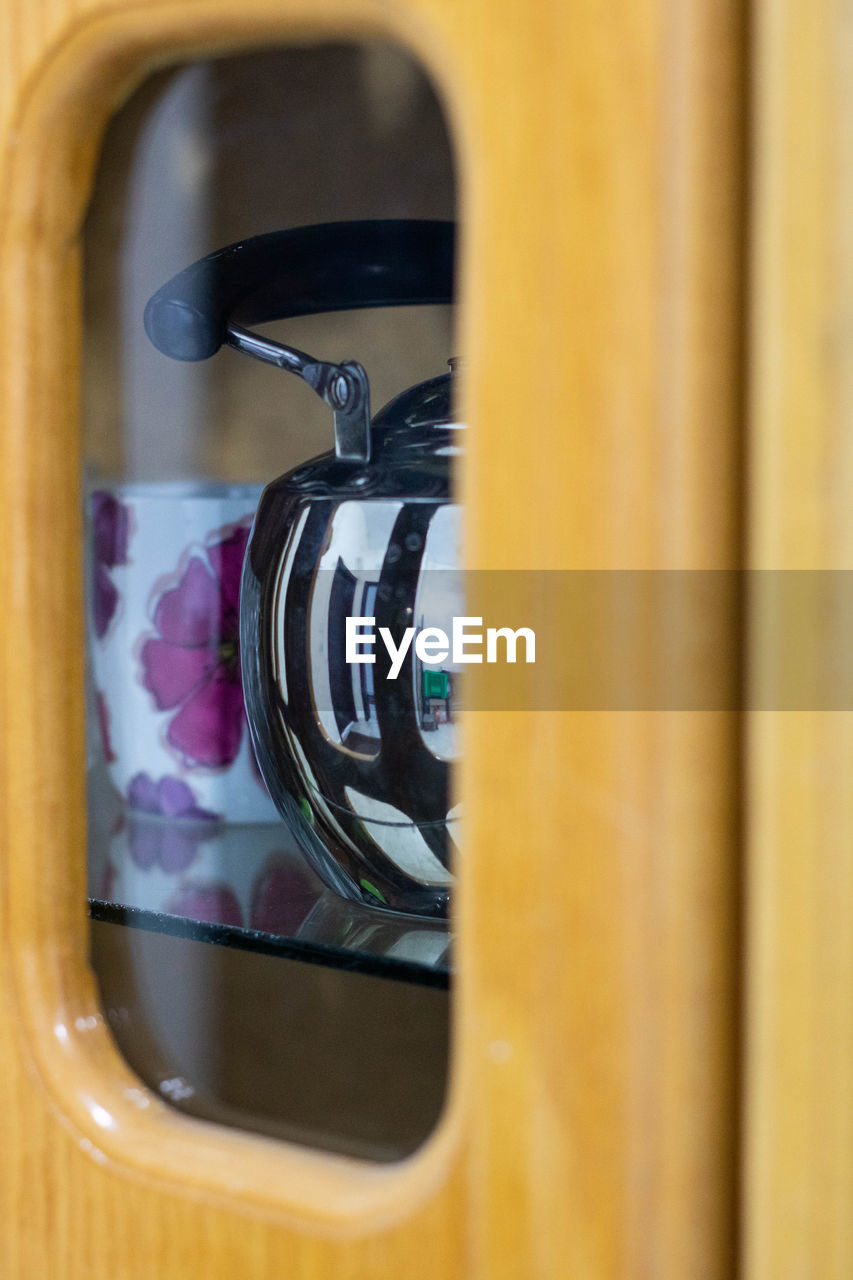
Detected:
[0,0,748,1276]
[745,0,853,1275]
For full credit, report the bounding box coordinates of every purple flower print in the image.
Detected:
[165,882,244,928]
[100,860,117,902]
[140,525,250,769]
[91,491,130,639]
[128,771,219,822]
[95,690,116,764]
[250,855,319,936]
[127,772,220,874]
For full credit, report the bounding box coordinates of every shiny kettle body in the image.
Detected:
[146,221,459,916]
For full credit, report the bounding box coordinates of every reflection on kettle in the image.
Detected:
[298,891,452,971]
[146,221,461,917]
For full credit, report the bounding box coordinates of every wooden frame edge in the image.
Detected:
[0,0,472,1230]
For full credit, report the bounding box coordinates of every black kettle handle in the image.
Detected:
[144,219,456,363]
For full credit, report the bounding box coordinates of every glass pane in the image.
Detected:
[84,41,457,1160]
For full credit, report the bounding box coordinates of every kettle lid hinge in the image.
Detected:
[225,323,371,463]
[303,359,371,463]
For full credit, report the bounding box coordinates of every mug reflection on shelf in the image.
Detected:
[87,481,279,825]
[96,809,451,969]
[99,817,324,935]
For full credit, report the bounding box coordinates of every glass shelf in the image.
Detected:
[88,814,451,987]
[87,782,451,1161]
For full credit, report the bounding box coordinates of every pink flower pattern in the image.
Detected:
[165,882,244,927]
[250,856,320,936]
[140,525,250,769]
[91,491,131,639]
[126,772,221,873]
[95,690,116,764]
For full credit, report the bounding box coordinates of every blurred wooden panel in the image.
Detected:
[0,0,745,1276]
[745,0,853,1275]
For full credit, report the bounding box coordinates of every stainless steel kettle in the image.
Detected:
[145,220,459,918]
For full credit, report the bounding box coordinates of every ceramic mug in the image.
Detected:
[87,481,279,824]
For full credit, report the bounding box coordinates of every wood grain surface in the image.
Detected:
[744,0,853,1275]
[0,0,745,1275]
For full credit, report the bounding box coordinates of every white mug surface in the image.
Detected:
[88,481,279,824]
